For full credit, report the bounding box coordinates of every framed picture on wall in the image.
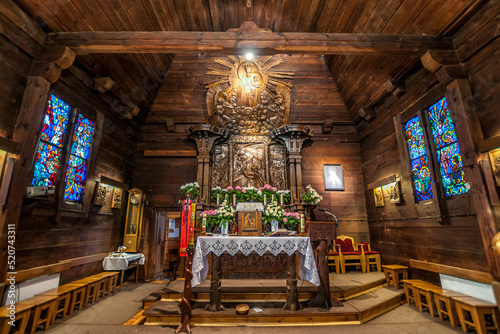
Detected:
[374,187,384,207]
[323,164,345,191]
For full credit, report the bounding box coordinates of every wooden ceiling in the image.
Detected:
[13,0,486,123]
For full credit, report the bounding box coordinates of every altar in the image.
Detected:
[192,236,320,312]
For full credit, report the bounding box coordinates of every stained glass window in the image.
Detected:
[404,116,434,201]
[63,114,94,201]
[428,97,468,196]
[32,95,70,186]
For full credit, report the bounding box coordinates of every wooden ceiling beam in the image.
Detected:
[45,31,453,56]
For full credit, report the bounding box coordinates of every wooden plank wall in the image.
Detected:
[0,11,141,283]
[14,66,140,283]
[358,3,499,282]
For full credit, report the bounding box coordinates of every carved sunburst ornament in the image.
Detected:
[206,55,294,136]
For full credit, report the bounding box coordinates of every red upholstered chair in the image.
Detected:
[358,241,381,272]
[335,235,366,274]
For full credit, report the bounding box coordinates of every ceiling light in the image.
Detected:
[245,53,254,60]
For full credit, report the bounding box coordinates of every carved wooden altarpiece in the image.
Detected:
[187,55,312,205]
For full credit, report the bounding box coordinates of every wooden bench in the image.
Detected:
[453,295,500,334]
[37,285,80,324]
[432,288,468,327]
[382,264,408,289]
[401,279,429,307]
[413,282,441,317]
[20,295,57,334]
[0,302,33,334]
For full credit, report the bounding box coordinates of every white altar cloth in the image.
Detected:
[191,236,320,287]
[103,253,145,271]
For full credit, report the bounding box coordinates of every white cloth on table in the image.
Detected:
[103,253,145,271]
[191,236,320,287]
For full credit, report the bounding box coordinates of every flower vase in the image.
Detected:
[206,225,214,234]
[271,219,279,232]
[303,205,317,221]
[220,222,229,236]
[286,224,297,232]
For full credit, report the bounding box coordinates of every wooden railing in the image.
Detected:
[410,259,493,284]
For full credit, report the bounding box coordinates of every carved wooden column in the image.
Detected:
[188,125,227,203]
[272,125,312,203]
[0,46,75,283]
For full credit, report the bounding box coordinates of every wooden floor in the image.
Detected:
[142,272,406,326]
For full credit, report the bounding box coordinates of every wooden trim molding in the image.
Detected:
[4,252,110,285]
[410,259,493,284]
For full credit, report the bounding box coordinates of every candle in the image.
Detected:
[202,213,207,233]
[300,213,305,234]
[233,194,236,205]
[272,194,275,203]
[217,194,220,205]
[280,193,284,205]
[189,203,196,246]
[263,194,267,205]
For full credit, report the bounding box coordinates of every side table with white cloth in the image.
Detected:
[192,236,320,311]
[103,253,145,289]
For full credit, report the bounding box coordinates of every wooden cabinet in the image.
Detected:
[123,188,145,252]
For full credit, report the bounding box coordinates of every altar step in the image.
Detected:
[142,286,405,326]
[144,272,386,308]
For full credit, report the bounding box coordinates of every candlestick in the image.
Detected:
[202,213,207,234]
[233,194,236,206]
[300,213,306,235]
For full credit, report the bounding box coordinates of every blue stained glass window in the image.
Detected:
[63,114,94,201]
[404,116,434,201]
[32,95,70,187]
[428,97,468,196]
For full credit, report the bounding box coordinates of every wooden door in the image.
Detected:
[153,210,166,280]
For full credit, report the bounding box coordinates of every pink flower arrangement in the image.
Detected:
[199,210,217,217]
[226,186,234,191]
[283,211,301,226]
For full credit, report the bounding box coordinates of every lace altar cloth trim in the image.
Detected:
[191,236,320,287]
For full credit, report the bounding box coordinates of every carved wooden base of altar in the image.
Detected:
[191,236,321,313]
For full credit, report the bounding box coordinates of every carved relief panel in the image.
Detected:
[212,144,229,188]
[269,144,287,190]
[231,141,267,188]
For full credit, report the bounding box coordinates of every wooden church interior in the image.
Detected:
[0,0,500,331]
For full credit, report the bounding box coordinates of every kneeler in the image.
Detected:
[306,222,343,308]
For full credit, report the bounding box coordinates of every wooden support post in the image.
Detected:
[444,79,500,281]
[175,247,194,334]
[283,253,300,311]
[205,255,224,312]
[0,76,51,283]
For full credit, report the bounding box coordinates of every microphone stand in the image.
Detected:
[318,208,338,227]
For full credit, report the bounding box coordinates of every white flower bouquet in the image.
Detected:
[262,201,284,224]
[301,184,323,205]
[180,181,200,197]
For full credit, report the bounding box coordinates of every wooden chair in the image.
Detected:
[327,243,340,274]
[334,235,366,274]
[357,241,381,272]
